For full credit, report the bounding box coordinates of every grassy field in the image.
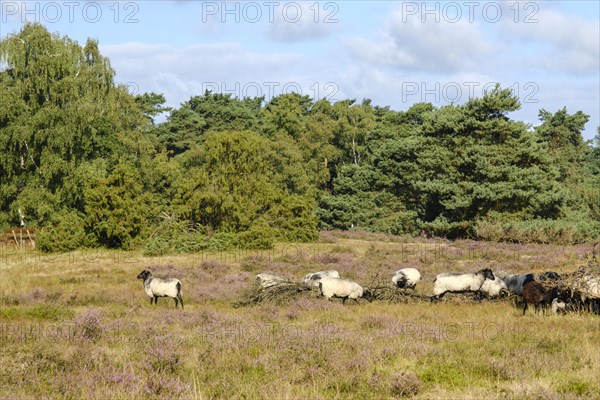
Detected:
[1,231,599,399]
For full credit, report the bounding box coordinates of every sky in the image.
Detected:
[1,0,599,140]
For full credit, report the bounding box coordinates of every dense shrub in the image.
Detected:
[37,212,92,253]
[475,216,600,244]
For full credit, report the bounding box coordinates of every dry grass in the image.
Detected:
[0,233,598,399]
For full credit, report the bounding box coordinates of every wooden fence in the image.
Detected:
[1,228,37,249]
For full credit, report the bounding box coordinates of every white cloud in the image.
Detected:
[101,41,318,107]
[265,2,336,42]
[494,9,600,74]
[345,7,491,74]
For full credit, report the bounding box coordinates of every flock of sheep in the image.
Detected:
[136,263,600,315]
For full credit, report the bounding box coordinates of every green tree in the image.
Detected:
[84,162,153,248]
[0,23,149,229]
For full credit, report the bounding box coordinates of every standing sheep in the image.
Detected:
[431,268,496,301]
[302,270,341,287]
[316,276,372,304]
[502,273,535,296]
[522,280,546,315]
[391,268,421,290]
[137,270,183,309]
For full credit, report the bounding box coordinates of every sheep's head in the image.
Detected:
[393,275,408,288]
[137,270,152,280]
[362,289,374,303]
[480,268,495,281]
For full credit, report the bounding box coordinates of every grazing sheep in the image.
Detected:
[522,280,546,315]
[431,268,495,301]
[551,298,567,314]
[316,276,372,304]
[137,270,183,309]
[302,270,341,287]
[502,273,535,296]
[572,273,600,312]
[391,268,421,290]
[479,273,509,298]
[255,273,289,289]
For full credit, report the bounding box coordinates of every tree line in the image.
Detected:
[1,24,598,252]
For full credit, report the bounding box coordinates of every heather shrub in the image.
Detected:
[390,371,421,398]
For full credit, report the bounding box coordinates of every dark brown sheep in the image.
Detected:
[522,280,547,316]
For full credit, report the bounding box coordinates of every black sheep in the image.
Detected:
[522,280,547,316]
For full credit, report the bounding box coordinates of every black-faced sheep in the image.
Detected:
[431,268,495,301]
[302,270,341,287]
[391,268,421,290]
[137,270,183,309]
[316,276,372,304]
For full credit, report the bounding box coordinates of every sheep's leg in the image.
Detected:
[154,295,159,306]
[433,291,446,301]
[523,302,528,316]
[178,294,184,310]
[353,298,360,304]
[174,297,179,308]
[149,297,153,305]
[342,297,347,305]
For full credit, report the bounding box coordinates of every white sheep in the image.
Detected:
[315,276,372,304]
[302,270,341,287]
[432,268,496,301]
[551,298,567,314]
[255,273,289,289]
[137,269,183,309]
[479,273,509,298]
[391,268,421,290]
[573,274,600,302]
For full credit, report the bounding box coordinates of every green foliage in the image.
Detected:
[37,212,91,252]
[475,211,600,244]
[1,25,597,249]
[0,23,150,239]
[84,163,153,249]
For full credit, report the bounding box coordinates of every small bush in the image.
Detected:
[390,371,421,398]
[74,310,103,342]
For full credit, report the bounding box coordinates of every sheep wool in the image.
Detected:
[316,276,369,304]
[480,273,508,298]
[522,280,546,315]
[255,273,289,289]
[551,298,567,314]
[302,270,341,287]
[432,268,495,300]
[137,270,183,309]
[391,268,421,290]
[501,273,535,296]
